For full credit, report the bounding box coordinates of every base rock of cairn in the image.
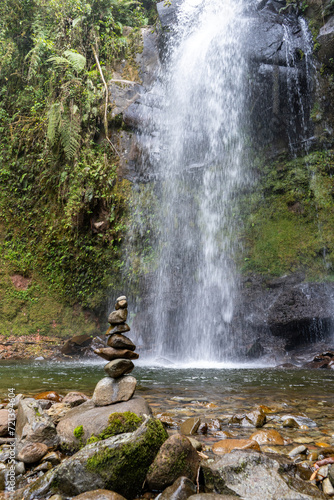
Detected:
[93,296,139,406]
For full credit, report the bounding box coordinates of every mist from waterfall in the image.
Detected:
[143,0,250,363]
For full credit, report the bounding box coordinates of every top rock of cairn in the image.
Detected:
[108,296,128,325]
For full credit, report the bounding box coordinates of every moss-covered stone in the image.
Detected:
[86,412,143,444]
[86,418,168,498]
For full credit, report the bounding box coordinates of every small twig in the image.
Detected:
[110,78,137,85]
[196,466,200,493]
[91,45,120,157]
[198,451,209,459]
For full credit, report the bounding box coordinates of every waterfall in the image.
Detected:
[142,0,250,363]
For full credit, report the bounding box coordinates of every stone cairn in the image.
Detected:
[92,295,139,406]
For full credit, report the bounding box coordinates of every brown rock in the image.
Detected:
[94,347,139,361]
[146,434,200,490]
[107,333,135,350]
[72,490,127,500]
[62,392,89,407]
[34,391,63,403]
[180,417,201,435]
[92,376,137,406]
[46,403,72,424]
[106,324,131,336]
[17,442,48,464]
[104,359,134,378]
[60,334,92,355]
[229,409,265,428]
[108,309,128,325]
[0,410,9,437]
[250,429,285,445]
[212,439,261,455]
[157,476,196,499]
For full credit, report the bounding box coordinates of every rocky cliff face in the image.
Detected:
[114,0,334,359]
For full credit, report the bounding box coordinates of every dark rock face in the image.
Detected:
[235,274,334,351]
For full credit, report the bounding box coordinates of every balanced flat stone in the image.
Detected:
[92,376,137,406]
[106,324,131,336]
[104,359,135,378]
[94,347,139,361]
[104,359,134,378]
[107,333,135,351]
[108,309,128,325]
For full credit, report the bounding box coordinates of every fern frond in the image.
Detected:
[63,50,86,73]
[47,56,70,69]
[47,103,61,146]
[25,41,43,81]
[60,112,81,160]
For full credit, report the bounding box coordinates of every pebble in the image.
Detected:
[212,438,260,455]
[323,477,334,496]
[288,445,307,457]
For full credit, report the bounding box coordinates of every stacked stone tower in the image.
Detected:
[92,295,139,406]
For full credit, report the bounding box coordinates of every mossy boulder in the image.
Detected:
[17,416,168,500]
[57,397,152,451]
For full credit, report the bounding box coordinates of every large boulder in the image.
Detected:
[15,417,168,500]
[201,449,326,499]
[146,434,200,490]
[56,396,152,450]
[16,399,58,452]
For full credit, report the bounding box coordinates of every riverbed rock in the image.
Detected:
[18,417,168,499]
[72,490,127,500]
[60,334,92,356]
[57,396,152,450]
[156,476,197,499]
[16,399,58,452]
[46,403,72,425]
[146,434,200,490]
[188,495,239,499]
[104,359,134,378]
[322,477,334,496]
[108,309,128,325]
[0,410,9,437]
[17,442,48,464]
[94,347,139,361]
[62,392,89,407]
[92,376,137,406]
[202,449,327,499]
[212,439,261,455]
[107,325,131,336]
[180,417,201,435]
[107,333,135,350]
[229,409,266,428]
[249,429,285,445]
[34,391,62,403]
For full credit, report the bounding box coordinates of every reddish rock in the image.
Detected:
[0,410,9,437]
[212,439,261,455]
[34,391,62,403]
[250,429,285,445]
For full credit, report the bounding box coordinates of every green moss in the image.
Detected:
[73,425,84,439]
[87,412,143,445]
[238,150,334,279]
[86,418,168,498]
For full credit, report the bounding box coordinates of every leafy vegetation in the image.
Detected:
[0,0,155,334]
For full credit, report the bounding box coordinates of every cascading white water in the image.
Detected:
[147,0,250,362]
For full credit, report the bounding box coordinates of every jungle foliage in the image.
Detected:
[0,0,155,314]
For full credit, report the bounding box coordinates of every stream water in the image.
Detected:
[1,361,334,440]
